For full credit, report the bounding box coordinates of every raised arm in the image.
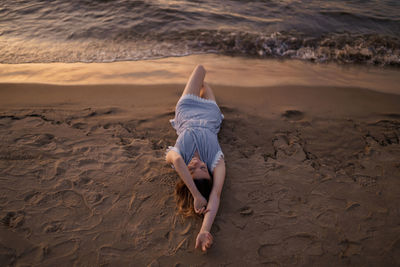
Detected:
[166,150,208,214]
[195,158,226,252]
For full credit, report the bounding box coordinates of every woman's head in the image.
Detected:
[174,157,213,217]
[188,156,213,200]
[187,156,211,179]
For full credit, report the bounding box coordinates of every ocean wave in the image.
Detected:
[1,0,399,66]
[183,30,400,66]
[319,10,400,24]
[0,31,399,66]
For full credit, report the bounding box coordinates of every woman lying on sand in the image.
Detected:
[166,65,226,252]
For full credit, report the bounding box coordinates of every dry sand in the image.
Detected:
[0,56,400,266]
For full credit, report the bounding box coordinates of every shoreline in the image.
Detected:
[1,54,400,95]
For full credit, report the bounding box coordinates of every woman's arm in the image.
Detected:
[195,158,226,251]
[166,150,208,214]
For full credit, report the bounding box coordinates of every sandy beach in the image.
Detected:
[1,56,400,266]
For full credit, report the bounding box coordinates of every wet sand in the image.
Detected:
[0,56,400,266]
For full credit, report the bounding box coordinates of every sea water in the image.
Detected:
[1,0,399,66]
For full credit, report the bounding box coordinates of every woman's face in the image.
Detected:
[188,156,211,180]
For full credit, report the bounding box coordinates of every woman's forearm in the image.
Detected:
[200,195,220,232]
[172,156,202,199]
[200,159,225,232]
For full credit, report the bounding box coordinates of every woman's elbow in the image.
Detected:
[171,154,183,166]
[166,151,180,164]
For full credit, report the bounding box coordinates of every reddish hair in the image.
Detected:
[174,178,213,217]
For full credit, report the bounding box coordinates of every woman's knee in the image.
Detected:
[182,65,206,96]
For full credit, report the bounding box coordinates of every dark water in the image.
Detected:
[1,0,399,65]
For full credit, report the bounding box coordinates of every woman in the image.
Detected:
[165,65,226,252]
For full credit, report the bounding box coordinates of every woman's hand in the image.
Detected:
[193,194,207,214]
[195,231,213,252]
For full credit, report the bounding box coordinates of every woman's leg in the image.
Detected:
[181,65,206,97]
[200,81,216,102]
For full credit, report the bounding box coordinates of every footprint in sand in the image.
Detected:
[86,192,103,205]
[354,175,377,187]
[77,159,98,167]
[72,122,88,130]
[316,209,337,228]
[248,189,265,201]
[24,191,42,204]
[283,233,323,256]
[34,133,55,146]
[40,160,67,181]
[259,232,323,258]
[73,175,92,188]
[99,246,128,259]
[34,191,60,207]
[54,179,73,190]
[85,107,119,118]
[239,206,254,216]
[1,211,25,228]
[54,160,67,176]
[282,110,304,121]
[258,243,281,259]
[45,239,79,259]
[339,239,361,258]
[42,221,64,233]
[273,134,307,162]
[61,190,83,207]
[15,133,55,147]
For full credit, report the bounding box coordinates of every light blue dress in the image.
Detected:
[167,94,224,173]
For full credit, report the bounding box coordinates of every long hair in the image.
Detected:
[175,178,213,217]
